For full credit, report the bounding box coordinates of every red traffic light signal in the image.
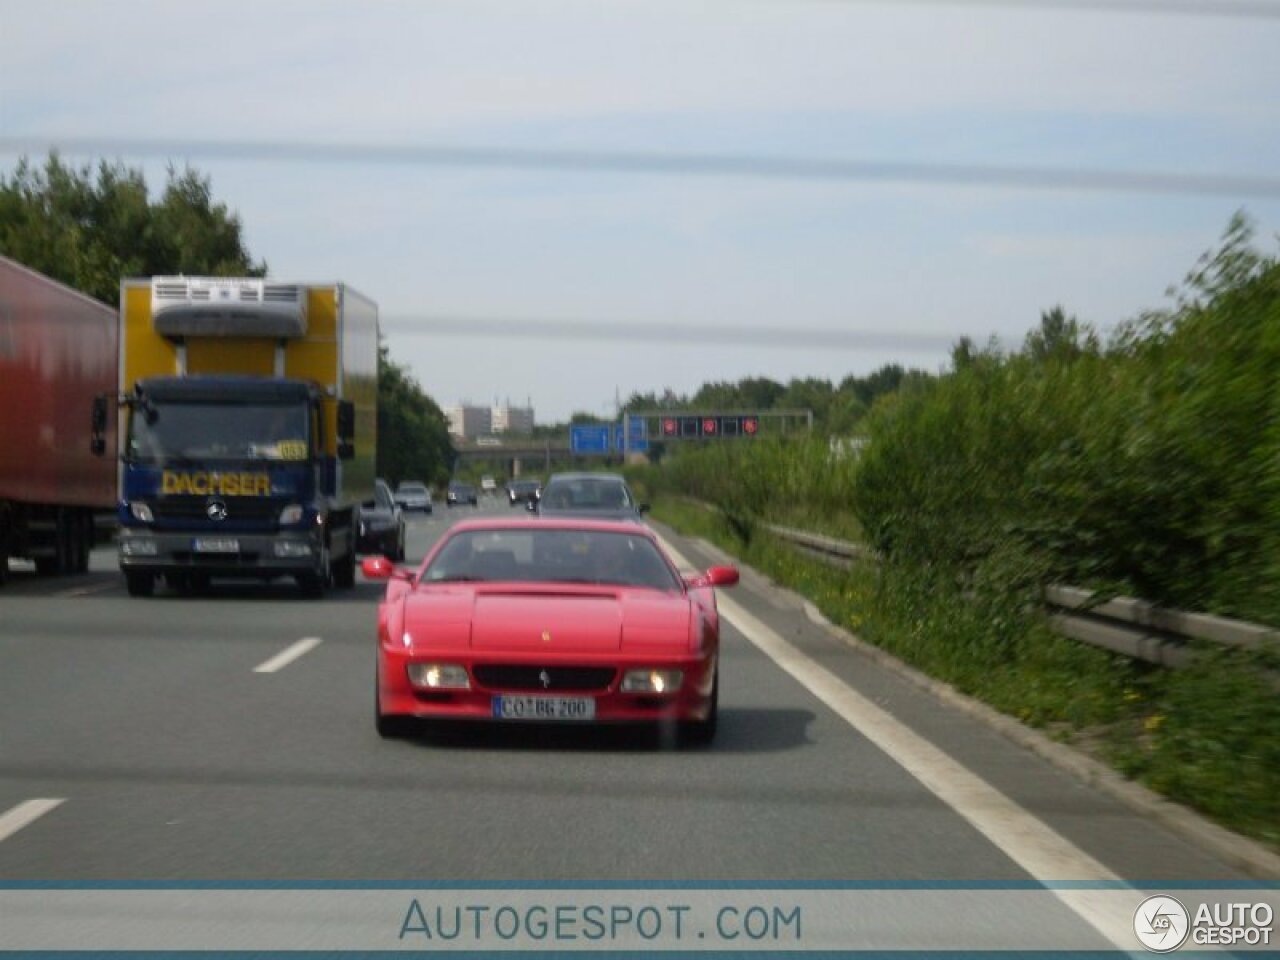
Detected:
[742,416,759,436]
[702,418,718,435]
[662,418,678,436]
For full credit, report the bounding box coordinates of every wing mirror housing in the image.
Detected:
[337,400,355,460]
[685,565,739,588]
[90,394,109,456]
[361,556,413,581]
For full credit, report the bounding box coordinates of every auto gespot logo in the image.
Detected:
[161,471,272,496]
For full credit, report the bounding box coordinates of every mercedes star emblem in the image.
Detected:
[206,499,228,522]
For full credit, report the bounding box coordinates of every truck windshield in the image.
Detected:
[127,401,311,463]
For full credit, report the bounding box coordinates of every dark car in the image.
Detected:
[394,480,433,514]
[358,479,406,561]
[534,472,648,522]
[446,481,478,507]
[506,478,542,507]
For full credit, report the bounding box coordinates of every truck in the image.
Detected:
[97,276,377,597]
[0,255,119,584]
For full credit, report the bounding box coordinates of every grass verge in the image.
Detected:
[654,495,1280,851]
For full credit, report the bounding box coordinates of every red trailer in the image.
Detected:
[0,255,118,583]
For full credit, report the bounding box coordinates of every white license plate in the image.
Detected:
[492,696,596,722]
[193,537,240,553]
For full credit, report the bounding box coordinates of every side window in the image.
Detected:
[377,484,393,510]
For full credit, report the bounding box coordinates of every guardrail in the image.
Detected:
[757,522,1278,670]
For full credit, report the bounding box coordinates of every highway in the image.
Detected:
[0,500,1257,894]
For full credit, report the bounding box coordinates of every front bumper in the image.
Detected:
[377,647,716,724]
[118,527,324,576]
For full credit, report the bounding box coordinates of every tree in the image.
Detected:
[1023,306,1098,362]
[377,342,454,488]
[0,153,264,304]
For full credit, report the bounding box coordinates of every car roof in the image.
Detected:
[545,472,628,484]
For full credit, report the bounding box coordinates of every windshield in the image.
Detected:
[397,484,427,494]
[128,401,311,463]
[423,528,679,590]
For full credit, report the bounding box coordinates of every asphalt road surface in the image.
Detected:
[0,495,1256,900]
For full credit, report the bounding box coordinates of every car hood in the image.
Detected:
[399,587,691,652]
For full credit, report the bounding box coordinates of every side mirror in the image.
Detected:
[362,499,376,510]
[361,556,412,581]
[337,400,355,459]
[638,503,651,515]
[90,395,108,456]
[685,565,739,589]
[337,399,355,437]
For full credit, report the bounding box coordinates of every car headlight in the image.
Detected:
[406,663,471,690]
[621,669,684,694]
[279,503,304,525]
[129,502,154,523]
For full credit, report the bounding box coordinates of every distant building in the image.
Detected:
[491,404,534,436]
[445,405,492,439]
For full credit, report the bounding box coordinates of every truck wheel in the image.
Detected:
[125,571,155,597]
[333,551,356,589]
[74,513,91,574]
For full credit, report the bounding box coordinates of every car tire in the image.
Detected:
[375,671,416,739]
[679,668,718,746]
[125,571,155,597]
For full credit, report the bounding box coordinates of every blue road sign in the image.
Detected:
[615,417,649,453]
[570,424,612,455]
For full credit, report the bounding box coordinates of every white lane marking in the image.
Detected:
[656,533,1135,950]
[0,798,65,844]
[253,636,323,674]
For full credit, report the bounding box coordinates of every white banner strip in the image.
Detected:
[0,888,1275,952]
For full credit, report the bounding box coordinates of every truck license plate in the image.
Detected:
[193,538,239,553]
[492,696,595,722]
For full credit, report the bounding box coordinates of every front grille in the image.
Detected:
[473,665,616,692]
[151,497,281,530]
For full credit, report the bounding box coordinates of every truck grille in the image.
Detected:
[472,665,616,692]
[150,498,281,530]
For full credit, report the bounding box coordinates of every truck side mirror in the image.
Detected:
[91,395,108,456]
[337,400,355,460]
[335,396,355,460]
[337,400,355,438]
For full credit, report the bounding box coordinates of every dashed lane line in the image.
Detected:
[253,636,323,674]
[0,798,65,845]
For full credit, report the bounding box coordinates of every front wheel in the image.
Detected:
[375,670,416,738]
[679,668,718,746]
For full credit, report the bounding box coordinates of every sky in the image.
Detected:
[3,0,1279,422]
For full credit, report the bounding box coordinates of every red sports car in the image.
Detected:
[362,517,738,744]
